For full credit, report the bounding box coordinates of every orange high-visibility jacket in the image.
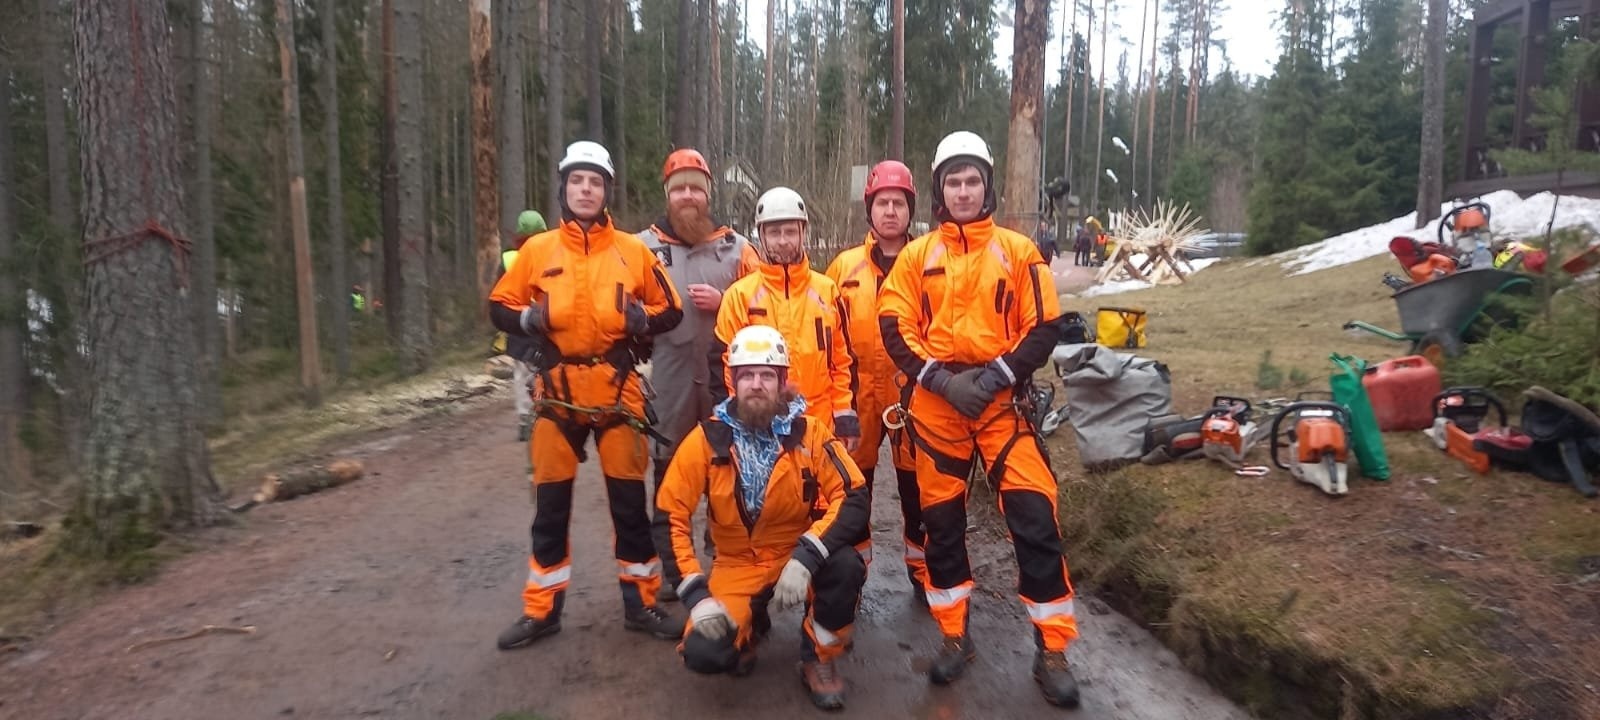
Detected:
[713,259,857,423]
[826,234,902,414]
[657,415,869,588]
[489,215,682,358]
[877,217,1065,382]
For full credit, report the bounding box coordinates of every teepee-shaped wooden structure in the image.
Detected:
[1094,200,1210,286]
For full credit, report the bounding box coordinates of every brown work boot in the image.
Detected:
[801,659,846,710]
[1033,650,1082,708]
[927,634,975,685]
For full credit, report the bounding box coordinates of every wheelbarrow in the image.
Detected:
[1343,267,1535,366]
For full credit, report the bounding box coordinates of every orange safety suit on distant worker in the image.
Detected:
[488,141,684,648]
[658,325,869,704]
[826,159,925,590]
[876,130,1080,705]
[709,187,859,442]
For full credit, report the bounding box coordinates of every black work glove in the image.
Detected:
[938,368,995,420]
[520,303,551,335]
[623,299,650,336]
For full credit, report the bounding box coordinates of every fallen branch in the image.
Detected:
[125,625,257,654]
[3,521,43,541]
[252,459,364,505]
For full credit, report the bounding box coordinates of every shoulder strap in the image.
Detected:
[702,420,733,465]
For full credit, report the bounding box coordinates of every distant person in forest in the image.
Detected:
[1073,223,1092,267]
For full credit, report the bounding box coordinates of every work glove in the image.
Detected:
[689,598,733,641]
[938,368,995,420]
[973,360,1015,395]
[773,558,813,609]
[519,303,551,335]
[833,411,861,452]
[623,298,650,336]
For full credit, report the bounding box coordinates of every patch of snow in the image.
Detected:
[1278,190,1600,276]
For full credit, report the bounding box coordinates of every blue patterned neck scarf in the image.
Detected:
[713,394,808,521]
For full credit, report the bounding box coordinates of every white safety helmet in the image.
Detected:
[930,130,997,222]
[727,325,791,369]
[753,186,809,228]
[557,140,616,180]
[931,130,994,176]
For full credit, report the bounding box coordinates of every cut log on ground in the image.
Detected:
[254,459,365,504]
[3,521,43,542]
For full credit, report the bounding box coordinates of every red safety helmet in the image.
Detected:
[661,148,712,183]
[864,160,917,213]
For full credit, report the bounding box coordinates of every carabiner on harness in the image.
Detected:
[882,403,908,431]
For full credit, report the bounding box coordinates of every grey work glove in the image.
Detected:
[520,303,551,335]
[623,298,650,336]
[938,368,996,420]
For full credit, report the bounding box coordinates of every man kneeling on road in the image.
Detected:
[656,325,869,710]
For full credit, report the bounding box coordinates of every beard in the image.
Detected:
[734,386,797,429]
[668,198,717,245]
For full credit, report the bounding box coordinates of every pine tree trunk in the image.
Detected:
[709,0,723,163]
[499,0,527,234]
[468,0,499,306]
[544,0,565,216]
[1146,0,1158,203]
[586,2,604,141]
[1415,0,1446,229]
[186,0,221,420]
[394,0,432,374]
[762,0,775,173]
[275,0,323,407]
[322,0,349,379]
[69,0,222,554]
[890,0,905,161]
[0,66,34,503]
[1091,0,1109,213]
[1062,0,1078,180]
[40,0,74,233]
[381,0,402,342]
[1079,2,1094,188]
[1002,0,1048,231]
[673,0,695,147]
[613,0,628,216]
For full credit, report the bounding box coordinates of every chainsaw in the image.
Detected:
[1142,396,1255,464]
[1200,401,1268,474]
[1425,387,1506,474]
[1269,401,1352,496]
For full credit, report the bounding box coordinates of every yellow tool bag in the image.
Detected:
[1096,307,1147,349]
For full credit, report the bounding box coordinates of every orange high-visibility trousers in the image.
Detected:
[679,547,867,673]
[522,363,660,621]
[904,385,1079,653]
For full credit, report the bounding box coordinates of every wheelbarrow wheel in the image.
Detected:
[1414,329,1464,367]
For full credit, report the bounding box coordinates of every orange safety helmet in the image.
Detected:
[661,148,712,183]
[864,160,917,209]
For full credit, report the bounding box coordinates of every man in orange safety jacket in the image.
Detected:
[488,140,684,650]
[877,130,1081,707]
[658,324,869,710]
[825,159,926,597]
[709,186,860,450]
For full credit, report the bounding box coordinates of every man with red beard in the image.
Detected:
[657,325,868,710]
[638,149,761,602]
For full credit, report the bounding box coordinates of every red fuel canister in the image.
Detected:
[1362,355,1442,431]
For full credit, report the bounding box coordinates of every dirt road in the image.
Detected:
[0,398,1250,720]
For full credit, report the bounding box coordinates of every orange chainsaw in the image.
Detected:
[1269,401,1352,496]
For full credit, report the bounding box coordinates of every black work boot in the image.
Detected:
[623,604,681,640]
[1033,650,1082,708]
[928,634,976,685]
[906,566,928,607]
[496,615,561,650]
[801,659,847,710]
